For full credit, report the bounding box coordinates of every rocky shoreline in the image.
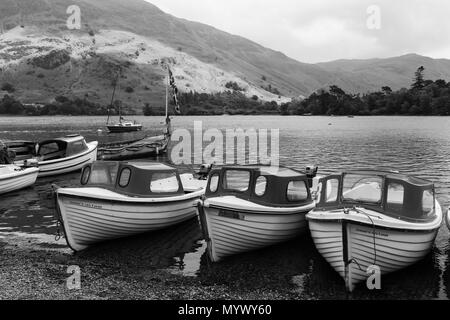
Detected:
[0,228,310,300]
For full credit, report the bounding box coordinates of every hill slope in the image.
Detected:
[0,0,449,113]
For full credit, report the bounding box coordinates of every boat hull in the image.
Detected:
[199,202,314,262]
[55,190,201,251]
[0,166,39,195]
[35,141,98,177]
[98,135,169,161]
[107,125,142,133]
[307,203,442,292]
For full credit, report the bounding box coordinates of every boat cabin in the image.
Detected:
[205,166,314,207]
[80,161,185,197]
[37,135,89,161]
[316,170,437,222]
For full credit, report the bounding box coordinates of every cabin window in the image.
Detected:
[66,140,88,156]
[287,180,309,202]
[150,172,179,193]
[89,162,119,185]
[223,170,250,192]
[386,183,405,213]
[255,176,268,197]
[118,168,132,188]
[343,174,382,204]
[422,190,435,215]
[325,179,339,203]
[209,174,219,193]
[80,166,91,185]
[39,142,60,156]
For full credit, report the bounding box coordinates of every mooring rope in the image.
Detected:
[346,207,378,271]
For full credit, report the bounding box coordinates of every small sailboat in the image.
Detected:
[306,170,443,292]
[197,165,317,262]
[0,164,39,195]
[11,135,98,177]
[53,161,206,251]
[106,72,142,133]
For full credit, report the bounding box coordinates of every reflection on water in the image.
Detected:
[1,115,450,299]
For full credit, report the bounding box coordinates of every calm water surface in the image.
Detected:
[1,115,450,299]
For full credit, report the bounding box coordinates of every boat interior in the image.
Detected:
[7,136,90,162]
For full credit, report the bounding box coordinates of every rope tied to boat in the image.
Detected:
[55,219,63,241]
[344,207,378,271]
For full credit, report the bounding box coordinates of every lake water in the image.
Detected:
[1,115,450,299]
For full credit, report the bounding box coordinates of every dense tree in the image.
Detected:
[412,66,425,91]
[143,103,153,116]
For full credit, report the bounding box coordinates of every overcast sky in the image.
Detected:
[146,0,450,63]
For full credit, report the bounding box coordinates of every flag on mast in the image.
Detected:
[168,67,181,114]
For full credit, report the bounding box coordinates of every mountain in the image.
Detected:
[0,0,449,113]
[317,54,450,93]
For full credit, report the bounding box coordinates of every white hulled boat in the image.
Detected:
[0,164,39,195]
[12,135,98,177]
[54,161,206,251]
[306,170,442,292]
[197,165,317,262]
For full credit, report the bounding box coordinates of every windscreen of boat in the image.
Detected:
[223,170,251,192]
[38,141,67,161]
[342,174,383,205]
[66,139,88,157]
[84,162,119,187]
[150,172,180,193]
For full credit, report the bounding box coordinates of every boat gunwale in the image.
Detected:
[306,201,443,232]
[56,187,204,204]
[204,199,315,215]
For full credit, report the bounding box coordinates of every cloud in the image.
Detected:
[146,0,450,63]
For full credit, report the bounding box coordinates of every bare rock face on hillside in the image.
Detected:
[0,0,449,113]
[30,49,71,70]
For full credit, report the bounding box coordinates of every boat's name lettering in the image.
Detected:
[69,201,102,209]
[219,210,244,220]
[356,228,388,238]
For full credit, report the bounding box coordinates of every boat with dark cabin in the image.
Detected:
[306,170,443,292]
[53,161,206,251]
[197,165,317,262]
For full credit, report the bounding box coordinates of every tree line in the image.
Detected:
[1,66,449,116]
[280,66,450,116]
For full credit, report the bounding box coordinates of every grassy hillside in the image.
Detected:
[0,0,449,114]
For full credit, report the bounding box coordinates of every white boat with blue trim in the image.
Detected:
[306,170,443,292]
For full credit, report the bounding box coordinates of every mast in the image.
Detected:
[107,72,120,125]
[165,73,169,120]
